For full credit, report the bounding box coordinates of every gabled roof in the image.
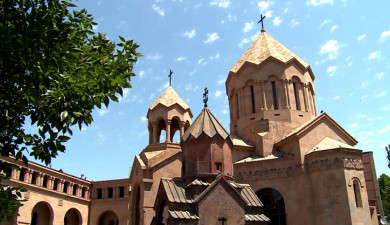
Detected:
[147,86,192,117]
[168,210,199,220]
[276,112,358,147]
[182,107,231,142]
[306,137,360,155]
[160,177,193,203]
[245,214,270,222]
[195,175,263,207]
[230,30,311,76]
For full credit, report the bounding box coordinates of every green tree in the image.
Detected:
[0,0,140,220]
[386,144,390,169]
[379,174,390,218]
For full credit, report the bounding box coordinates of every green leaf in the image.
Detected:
[61,111,68,121]
[58,135,70,142]
[72,112,82,117]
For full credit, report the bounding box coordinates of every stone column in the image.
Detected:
[38,173,44,186]
[284,79,291,109]
[26,170,33,183]
[152,122,159,144]
[48,177,54,189]
[69,183,74,195]
[148,126,152,145]
[11,167,19,180]
[303,84,309,112]
[179,121,185,138]
[165,119,171,143]
[260,81,267,110]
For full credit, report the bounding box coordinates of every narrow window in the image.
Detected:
[81,187,86,198]
[63,182,69,193]
[271,81,278,110]
[53,179,58,191]
[119,186,125,198]
[97,188,102,199]
[293,83,300,110]
[31,172,37,185]
[353,180,362,207]
[108,187,113,198]
[19,168,25,181]
[250,86,256,113]
[73,185,78,195]
[42,176,48,188]
[215,162,222,172]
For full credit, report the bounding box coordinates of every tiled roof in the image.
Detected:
[148,86,192,116]
[306,137,359,155]
[231,30,309,74]
[230,182,264,207]
[182,107,231,142]
[245,214,270,222]
[168,210,199,220]
[186,179,210,188]
[161,178,193,203]
[235,151,294,164]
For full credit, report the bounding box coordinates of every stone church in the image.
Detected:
[0,28,384,225]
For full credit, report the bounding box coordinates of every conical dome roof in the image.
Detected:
[230,30,310,74]
[182,107,230,142]
[147,86,192,117]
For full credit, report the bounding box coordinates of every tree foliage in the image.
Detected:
[0,0,140,220]
[379,174,390,218]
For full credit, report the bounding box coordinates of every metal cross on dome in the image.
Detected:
[203,87,208,107]
[258,14,266,30]
[168,69,173,86]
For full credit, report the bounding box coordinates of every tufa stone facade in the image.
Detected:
[1,29,384,225]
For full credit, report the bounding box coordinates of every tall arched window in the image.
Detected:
[256,188,286,225]
[271,81,278,110]
[353,179,362,207]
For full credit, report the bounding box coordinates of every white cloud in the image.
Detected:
[204,32,220,44]
[359,80,372,89]
[330,25,338,32]
[332,96,340,100]
[379,30,390,42]
[264,10,273,18]
[358,34,366,41]
[368,51,381,60]
[141,116,147,122]
[183,29,196,39]
[139,71,145,78]
[373,90,386,98]
[116,20,126,29]
[198,58,206,65]
[146,52,163,61]
[209,0,230,8]
[214,90,223,98]
[239,38,251,48]
[194,3,202,9]
[351,122,359,128]
[162,82,169,89]
[320,40,343,59]
[175,56,186,62]
[273,17,282,26]
[217,78,225,85]
[98,107,109,116]
[319,19,331,29]
[92,25,99,31]
[378,125,390,134]
[243,22,255,33]
[383,104,390,111]
[289,19,299,27]
[152,4,165,16]
[327,65,338,76]
[222,109,228,114]
[149,93,155,100]
[209,53,220,60]
[307,0,333,6]
[185,83,199,91]
[376,72,384,80]
[258,1,275,11]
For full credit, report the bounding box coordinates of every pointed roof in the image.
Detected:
[306,137,359,155]
[230,30,310,74]
[181,107,231,142]
[148,86,192,117]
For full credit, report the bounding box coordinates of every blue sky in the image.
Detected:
[32,0,390,181]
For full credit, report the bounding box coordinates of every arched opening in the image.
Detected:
[19,167,27,181]
[42,175,49,188]
[170,117,181,143]
[64,208,82,225]
[158,118,166,143]
[156,199,169,225]
[73,184,79,196]
[256,188,286,225]
[53,178,60,191]
[31,201,53,225]
[353,179,362,207]
[98,211,119,225]
[63,181,70,193]
[31,171,39,185]
[131,184,142,225]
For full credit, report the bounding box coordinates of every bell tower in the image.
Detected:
[226,29,317,157]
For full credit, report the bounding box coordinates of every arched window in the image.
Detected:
[158,118,166,143]
[170,117,181,143]
[353,179,362,207]
[31,202,53,225]
[271,81,278,110]
[98,211,119,225]
[256,188,286,225]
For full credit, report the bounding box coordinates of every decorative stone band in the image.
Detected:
[235,157,363,181]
